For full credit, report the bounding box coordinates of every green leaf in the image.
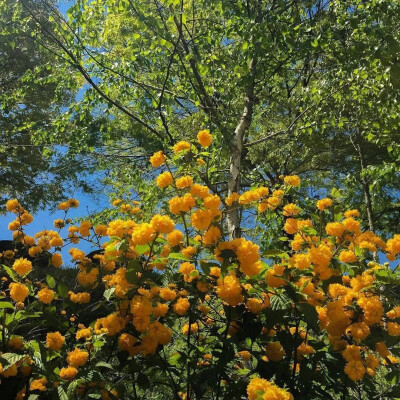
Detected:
[104,287,116,301]
[57,282,69,298]
[0,353,26,366]
[168,252,189,261]
[46,274,56,289]
[263,249,288,259]
[135,244,150,255]
[96,361,113,369]
[2,265,17,282]
[299,303,319,332]
[270,294,291,311]
[168,353,181,365]
[0,301,14,310]
[301,227,318,236]
[116,239,129,251]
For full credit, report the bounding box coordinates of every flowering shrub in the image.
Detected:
[0,131,400,399]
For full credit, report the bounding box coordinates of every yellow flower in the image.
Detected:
[283,175,300,187]
[79,220,92,236]
[30,377,47,391]
[191,184,210,199]
[167,230,184,247]
[203,226,221,245]
[217,272,243,306]
[325,222,345,237]
[316,198,332,210]
[69,291,91,304]
[197,129,212,147]
[8,336,24,350]
[54,218,65,228]
[51,253,63,268]
[12,258,32,275]
[6,198,19,212]
[67,348,89,368]
[191,209,214,231]
[169,194,196,214]
[60,366,78,380]
[159,287,177,302]
[76,327,92,340]
[210,267,221,277]
[204,194,221,210]
[182,322,198,335]
[247,377,271,400]
[283,203,300,216]
[10,282,29,302]
[149,150,166,167]
[95,313,127,336]
[119,333,140,356]
[28,246,42,257]
[344,209,360,218]
[225,192,240,206]
[236,351,252,361]
[339,250,357,263]
[132,223,155,245]
[46,332,65,350]
[344,360,365,381]
[156,171,173,188]
[153,303,169,317]
[150,215,175,234]
[173,141,191,154]
[38,287,55,304]
[173,297,190,315]
[176,175,193,189]
[265,341,285,361]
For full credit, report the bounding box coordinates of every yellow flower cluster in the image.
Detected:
[215,237,261,276]
[12,258,32,275]
[197,129,212,147]
[46,332,65,350]
[247,377,293,400]
[149,150,166,167]
[58,198,79,210]
[66,348,89,367]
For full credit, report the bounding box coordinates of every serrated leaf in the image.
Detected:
[270,295,291,311]
[0,353,26,366]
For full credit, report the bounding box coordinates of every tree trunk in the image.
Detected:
[226,58,257,239]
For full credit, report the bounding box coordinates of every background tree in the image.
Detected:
[0,0,99,212]
[9,0,400,238]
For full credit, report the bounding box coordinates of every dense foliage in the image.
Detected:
[1,133,400,399]
[0,0,100,210]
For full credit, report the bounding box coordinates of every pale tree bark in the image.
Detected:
[227,57,257,239]
[350,130,378,261]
